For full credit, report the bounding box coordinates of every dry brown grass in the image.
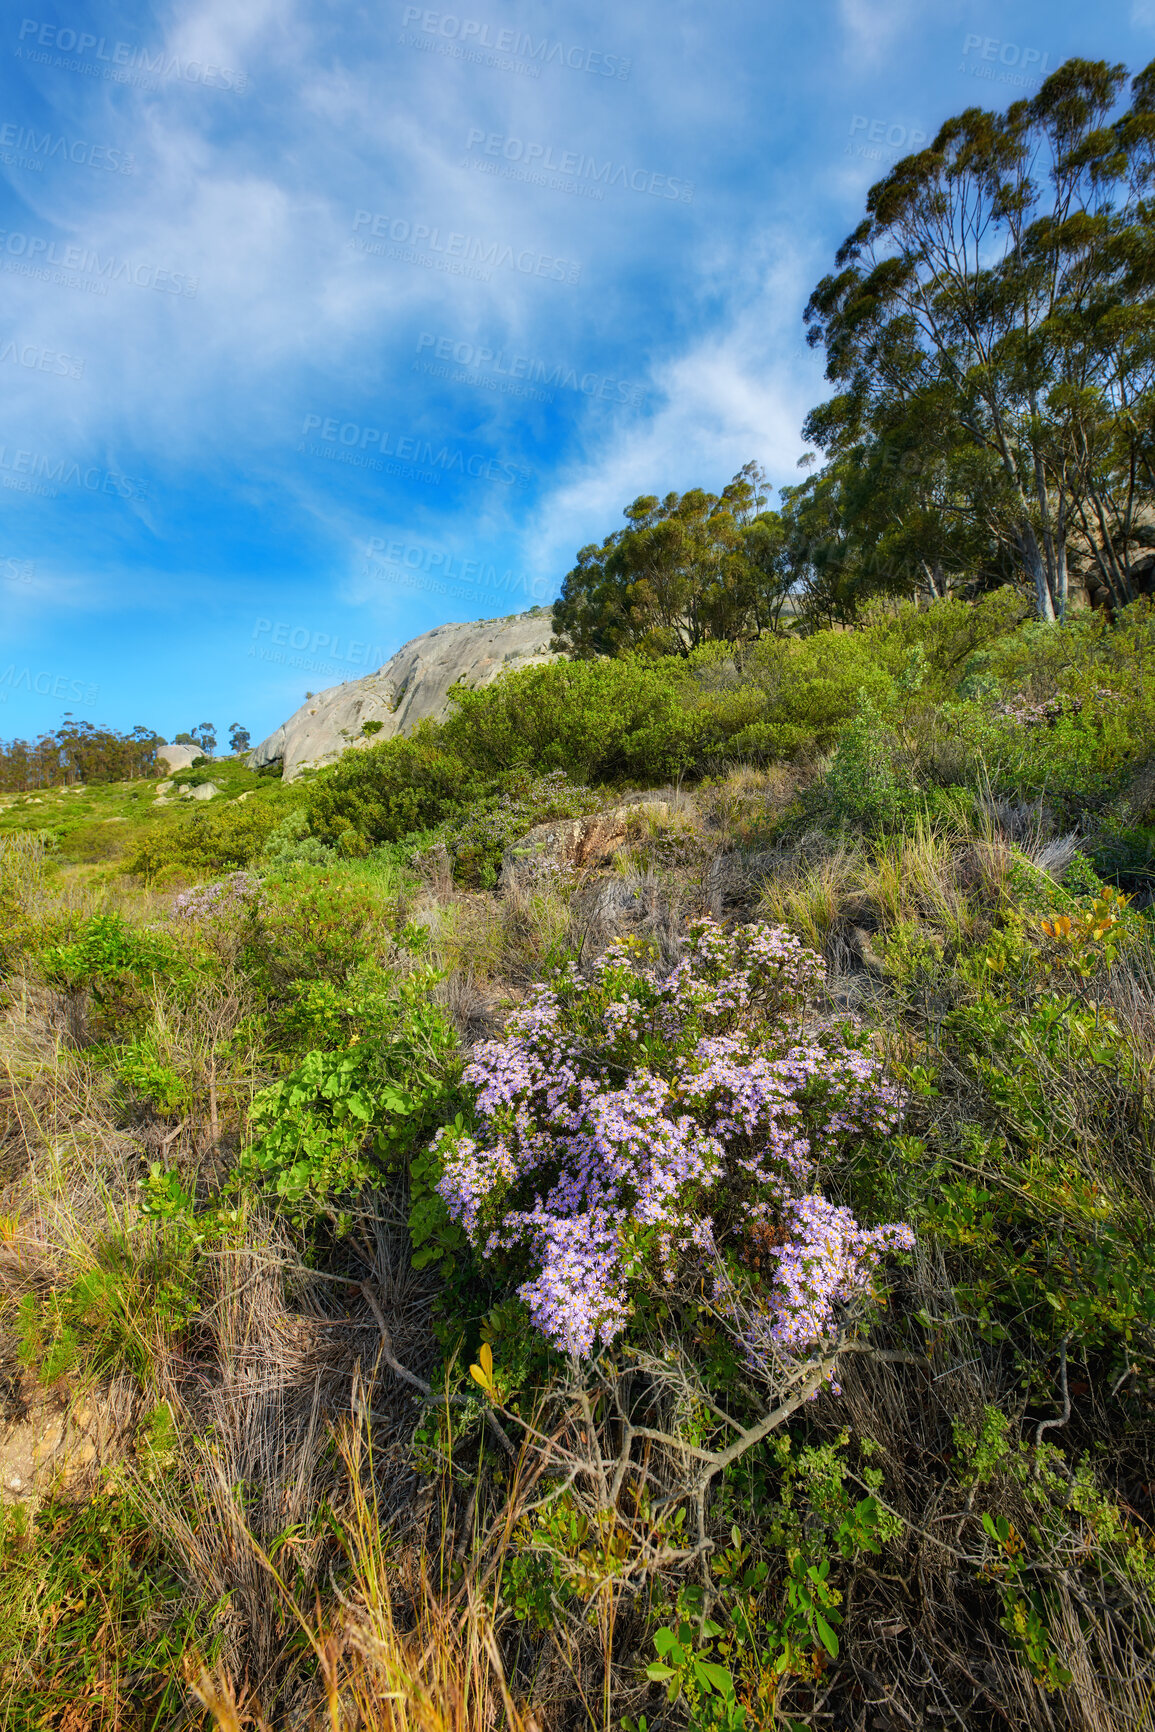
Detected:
[5,799,1155,1732]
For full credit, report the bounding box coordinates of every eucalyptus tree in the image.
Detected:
[803,57,1155,620]
[552,464,793,656]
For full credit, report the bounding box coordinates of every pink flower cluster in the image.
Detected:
[171,871,259,922]
[709,1199,914,1391]
[431,920,913,1359]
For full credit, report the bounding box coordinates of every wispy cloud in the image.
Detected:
[0,0,1132,737]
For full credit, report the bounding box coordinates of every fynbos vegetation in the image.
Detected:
[4,52,1155,1732]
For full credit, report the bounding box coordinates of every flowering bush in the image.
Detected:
[430,920,913,1360]
[171,871,260,922]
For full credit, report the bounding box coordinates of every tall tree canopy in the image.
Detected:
[552,464,792,657]
[801,56,1155,620]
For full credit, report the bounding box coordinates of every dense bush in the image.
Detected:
[38,911,209,1033]
[304,659,709,854]
[125,789,296,879]
[306,723,481,852]
[302,588,1117,856]
[440,656,705,781]
[429,920,911,1359]
[238,963,458,1226]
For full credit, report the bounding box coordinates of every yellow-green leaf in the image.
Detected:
[469,1341,494,1390]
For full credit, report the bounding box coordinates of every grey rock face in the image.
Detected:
[250,610,559,782]
[156,743,206,774]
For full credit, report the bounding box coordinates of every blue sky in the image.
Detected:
[0,0,1150,748]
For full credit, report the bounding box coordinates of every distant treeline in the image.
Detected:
[0,721,164,791]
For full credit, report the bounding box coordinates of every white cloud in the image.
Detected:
[522,239,827,583]
[836,0,926,67]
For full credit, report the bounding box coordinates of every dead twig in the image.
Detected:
[359,1281,517,1459]
[1034,1334,1072,1449]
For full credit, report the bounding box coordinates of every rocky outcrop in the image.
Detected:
[250,610,559,782]
[156,743,205,774]
[155,780,220,805]
[500,799,674,891]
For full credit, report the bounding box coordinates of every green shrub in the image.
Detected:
[725,720,815,761]
[112,1037,193,1115]
[38,912,205,1031]
[818,698,922,834]
[237,964,458,1227]
[262,807,332,870]
[125,792,293,879]
[306,723,480,851]
[441,657,703,783]
[241,870,382,991]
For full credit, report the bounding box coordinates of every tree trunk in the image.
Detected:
[1019,524,1056,621]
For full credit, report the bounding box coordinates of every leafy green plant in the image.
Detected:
[306,723,482,852]
[820,696,922,834]
[646,1590,747,1730]
[113,1037,193,1115]
[18,1229,200,1387]
[262,806,332,869]
[238,966,458,1227]
[38,912,202,1031]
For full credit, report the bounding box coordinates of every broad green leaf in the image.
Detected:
[697,1662,734,1695]
[815,1615,839,1658]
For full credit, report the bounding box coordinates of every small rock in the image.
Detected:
[34,1419,63,1460]
[499,801,672,891]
